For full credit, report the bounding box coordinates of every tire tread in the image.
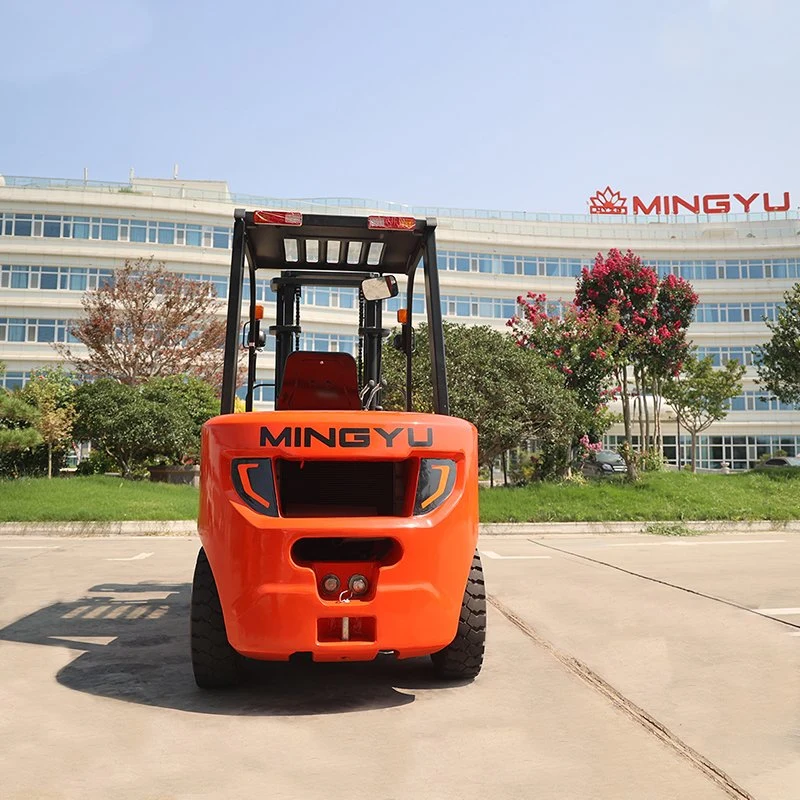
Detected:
[431,551,486,680]
[190,548,242,689]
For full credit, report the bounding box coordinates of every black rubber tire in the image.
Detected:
[190,547,242,689]
[431,551,486,680]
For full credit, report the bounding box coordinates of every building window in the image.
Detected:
[435,248,800,282]
[0,212,233,251]
[603,433,800,471]
[0,317,77,343]
[694,302,780,324]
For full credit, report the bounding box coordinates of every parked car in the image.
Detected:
[582,450,628,477]
[756,456,800,469]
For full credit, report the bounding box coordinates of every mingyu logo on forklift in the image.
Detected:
[259,426,434,449]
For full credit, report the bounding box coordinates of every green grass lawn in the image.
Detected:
[0,475,198,522]
[1,470,799,524]
[479,470,800,523]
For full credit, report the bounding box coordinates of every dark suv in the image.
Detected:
[582,449,628,477]
[755,456,800,469]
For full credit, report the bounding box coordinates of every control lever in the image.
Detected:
[363,382,382,410]
[359,380,375,403]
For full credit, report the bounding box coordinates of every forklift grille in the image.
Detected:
[276,459,410,517]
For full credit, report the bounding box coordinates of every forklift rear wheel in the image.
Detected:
[431,551,486,680]
[190,547,242,689]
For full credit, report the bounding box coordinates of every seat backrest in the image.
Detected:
[276,352,361,411]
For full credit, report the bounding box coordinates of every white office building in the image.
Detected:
[1,175,798,470]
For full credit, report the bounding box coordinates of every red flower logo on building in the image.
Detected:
[589,186,628,215]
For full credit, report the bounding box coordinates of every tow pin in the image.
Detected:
[338,591,352,641]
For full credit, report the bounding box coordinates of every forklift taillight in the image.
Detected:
[231,458,279,517]
[348,574,369,596]
[414,459,457,515]
[367,215,416,230]
[253,210,303,226]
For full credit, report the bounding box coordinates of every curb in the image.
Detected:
[480,520,800,536]
[0,520,197,537]
[1,520,798,537]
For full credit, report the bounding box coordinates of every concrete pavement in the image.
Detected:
[0,532,798,798]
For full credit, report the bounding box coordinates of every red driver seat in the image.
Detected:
[276,351,361,411]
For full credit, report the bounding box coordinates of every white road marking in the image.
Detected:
[789,632,800,637]
[89,590,176,601]
[0,545,59,549]
[106,552,154,561]
[753,607,800,616]
[49,635,117,646]
[481,550,551,560]
[608,540,786,547]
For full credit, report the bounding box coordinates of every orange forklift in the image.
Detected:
[191,210,485,687]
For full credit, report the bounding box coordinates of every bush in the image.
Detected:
[139,376,218,460]
[73,376,218,477]
[509,452,539,486]
[75,449,119,476]
[0,444,69,478]
[638,447,665,472]
[537,444,573,481]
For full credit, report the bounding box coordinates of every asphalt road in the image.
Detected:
[0,532,798,799]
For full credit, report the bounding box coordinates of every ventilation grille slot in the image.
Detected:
[276,460,408,517]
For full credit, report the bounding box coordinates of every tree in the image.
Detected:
[512,268,650,476]
[57,258,228,388]
[512,249,698,480]
[662,356,745,473]
[0,391,42,456]
[0,360,40,460]
[642,274,698,455]
[574,249,698,477]
[138,376,219,461]
[756,283,800,404]
[509,293,622,423]
[73,376,218,477]
[19,367,76,478]
[508,294,621,476]
[381,323,581,478]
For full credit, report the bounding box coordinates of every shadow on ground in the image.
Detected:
[0,581,467,716]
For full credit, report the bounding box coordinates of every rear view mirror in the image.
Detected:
[361,275,398,302]
[242,323,267,350]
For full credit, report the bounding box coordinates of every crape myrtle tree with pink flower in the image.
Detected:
[508,295,621,477]
[575,251,698,472]
[510,249,698,481]
[644,273,699,453]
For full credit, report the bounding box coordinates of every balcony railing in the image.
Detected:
[2,174,800,241]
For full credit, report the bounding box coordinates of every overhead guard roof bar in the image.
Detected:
[242,211,428,274]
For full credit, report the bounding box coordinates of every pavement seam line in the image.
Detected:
[527,538,800,632]
[488,594,756,800]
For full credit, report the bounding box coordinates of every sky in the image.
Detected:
[1,0,798,213]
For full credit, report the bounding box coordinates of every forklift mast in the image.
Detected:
[268,270,388,405]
